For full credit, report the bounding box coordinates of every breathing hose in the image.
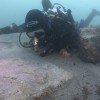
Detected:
[19,32,33,48]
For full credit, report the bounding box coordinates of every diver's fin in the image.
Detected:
[92,9,100,16]
[0,23,18,35]
[42,0,52,11]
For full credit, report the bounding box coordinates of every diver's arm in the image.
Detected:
[0,23,26,35]
[42,0,52,11]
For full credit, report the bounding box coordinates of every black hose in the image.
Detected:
[19,32,33,48]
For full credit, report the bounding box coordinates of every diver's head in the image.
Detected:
[25,9,45,33]
[24,9,47,50]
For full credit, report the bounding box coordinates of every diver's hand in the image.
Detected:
[59,49,71,57]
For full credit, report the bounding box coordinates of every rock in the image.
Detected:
[79,26,100,63]
[0,45,73,100]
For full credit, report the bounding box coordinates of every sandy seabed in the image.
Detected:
[0,33,100,100]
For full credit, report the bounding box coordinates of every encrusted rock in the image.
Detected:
[0,47,73,100]
[79,25,100,63]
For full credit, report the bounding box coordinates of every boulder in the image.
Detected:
[0,44,73,100]
[79,25,100,63]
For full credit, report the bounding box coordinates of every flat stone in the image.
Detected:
[0,44,73,100]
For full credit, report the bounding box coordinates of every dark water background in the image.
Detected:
[0,0,100,27]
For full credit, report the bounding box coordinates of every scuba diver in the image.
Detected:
[0,0,100,57]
